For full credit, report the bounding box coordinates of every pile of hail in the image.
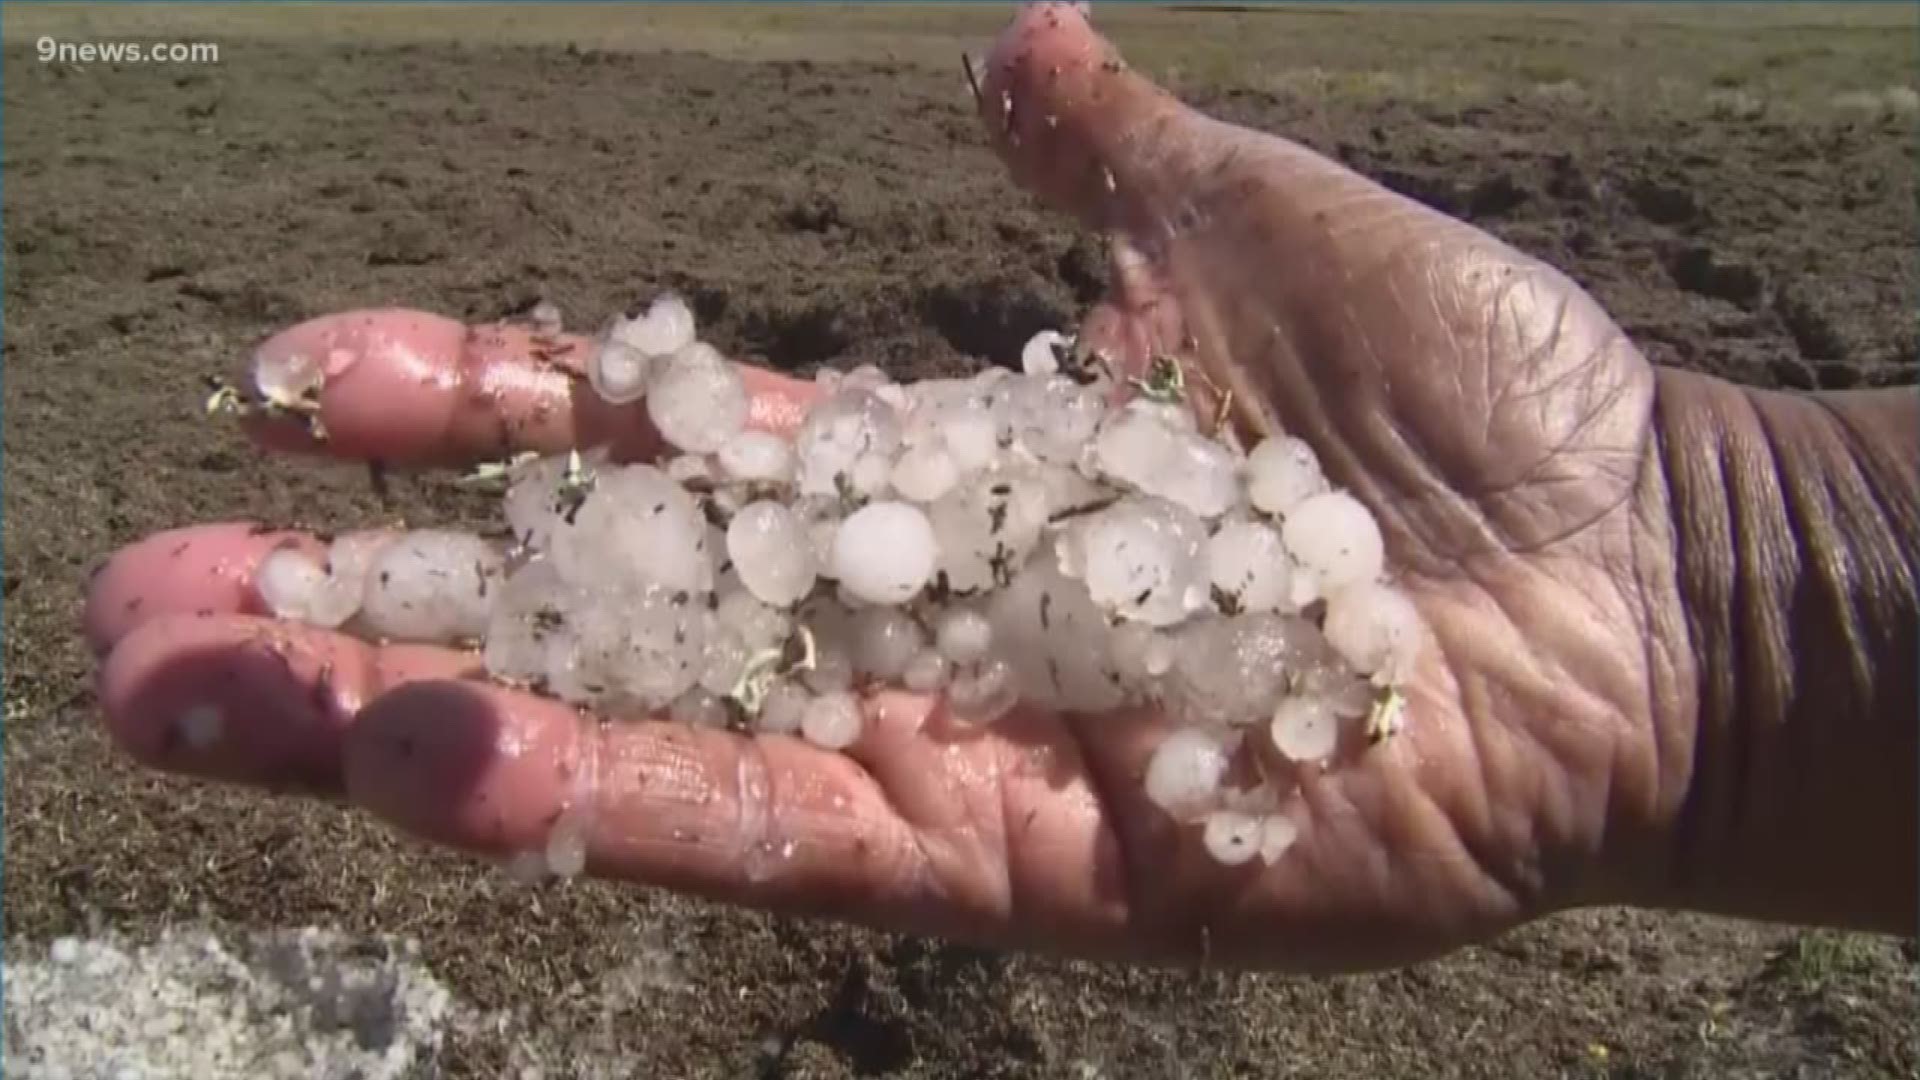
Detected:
[248,295,1424,870]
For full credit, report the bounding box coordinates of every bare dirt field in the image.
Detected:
[4,4,1916,1076]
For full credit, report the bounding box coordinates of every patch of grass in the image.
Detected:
[1763,931,1892,994]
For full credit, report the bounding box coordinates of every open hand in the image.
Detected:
[85,3,1692,974]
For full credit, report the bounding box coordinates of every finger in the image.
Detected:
[83,522,408,659]
[95,612,477,797]
[346,679,947,928]
[237,309,818,469]
[85,523,323,658]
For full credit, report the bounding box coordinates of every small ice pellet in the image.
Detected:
[1201,810,1264,866]
[1258,814,1299,865]
[1322,580,1424,685]
[545,809,590,878]
[801,690,863,749]
[1270,696,1340,763]
[1021,329,1068,376]
[1143,727,1231,818]
[588,337,652,405]
[359,530,504,643]
[529,300,563,336]
[902,649,951,693]
[853,607,924,681]
[1246,436,1328,516]
[670,689,731,729]
[831,501,937,606]
[757,681,811,735]
[647,341,749,454]
[614,292,697,357]
[934,608,994,666]
[727,501,817,607]
[1280,489,1384,592]
[49,938,80,965]
[1205,519,1293,614]
[257,547,327,622]
[947,657,1018,725]
[717,430,795,485]
[306,532,393,628]
[889,442,959,503]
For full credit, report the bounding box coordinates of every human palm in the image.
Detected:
[87,4,1685,974]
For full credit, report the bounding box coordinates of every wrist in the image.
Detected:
[1642,368,1917,933]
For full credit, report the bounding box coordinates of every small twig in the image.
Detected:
[961,53,982,109]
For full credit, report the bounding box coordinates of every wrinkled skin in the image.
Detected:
[82,5,1811,973]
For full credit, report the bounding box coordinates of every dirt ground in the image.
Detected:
[4,4,1916,1077]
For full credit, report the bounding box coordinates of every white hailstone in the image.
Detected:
[1056,496,1211,627]
[1205,520,1293,614]
[947,657,1019,725]
[717,430,794,485]
[1201,810,1264,866]
[1270,695,1340,763]
[612,292,696,358]
[1143,727,1232,819]
[482,559,568,682]
[791,495,843,573]
[1107,622,1176,690]
[842,363,891,392]
[802,645,854,694]
[551,463,714,595]
[853,607,925,681]
[1010,376,1106,466]
[307,533,393,628]
[529,300,563,336]
[831,501,936,606]
[1089,402,1241,519]
[757,681,811,735]
[358,530,504,644]
[502,453,577,553]
[727,501,816,607]
[698,627,749,697]
[1246,435,1328,516]
[1322,581,1423,685]
[935,405,1000,475]
[926,468,1051,593]
[1166,614,1307,725]
[670,689,730,729]
[1031,459,1108,520]
[933,608,993,666]
[1021,330,1069,376]
[545,807,590,878]
[587,337,653,405]
[257,547,326,622]
[608,586,709,709]
[902,649,951,693]
[716,587,792,652]
[1258,814,1300,865]
[889,442,960,503]
[661,454,706,484]
[801,690,863,749]
[850,451,893,499]
[794,390,902,497]
[985,543,1128,712]
[251,347,322,411]
[1281,490,1384,593]
[646,341,749,454]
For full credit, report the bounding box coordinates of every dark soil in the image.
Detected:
[4,10,1915,1079]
